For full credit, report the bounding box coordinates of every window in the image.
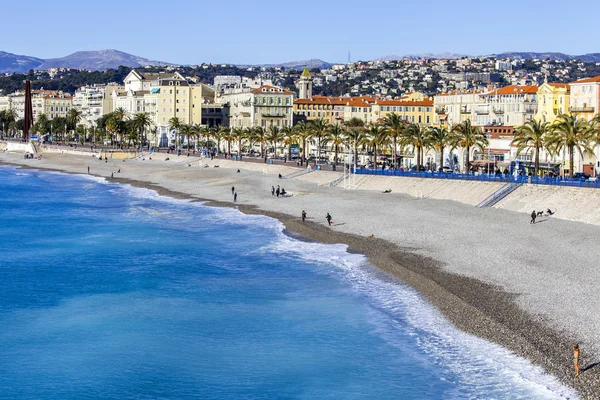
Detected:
[426,116,430,124]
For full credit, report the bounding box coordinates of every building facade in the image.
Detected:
[568,76,600,121]
[535,82,570,123]
[220,85,293,129]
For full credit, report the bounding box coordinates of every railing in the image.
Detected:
[352,168,600,189]
[476,182,522,208]
[569,106,595,113]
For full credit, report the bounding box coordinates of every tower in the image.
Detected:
[295,67,313,99]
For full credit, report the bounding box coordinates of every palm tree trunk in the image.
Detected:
[569,145,575,177]
[393,137,397,169]
[466,147,471,173]
[439,146,444,172]
[374,145,378,168]
[228,140,231,155]
[302,138,306,164]
[534,147,539,177]
[334,145,338,165]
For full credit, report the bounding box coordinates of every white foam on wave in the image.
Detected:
[262,231,578,399]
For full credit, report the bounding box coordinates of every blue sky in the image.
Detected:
[3,0,599,64]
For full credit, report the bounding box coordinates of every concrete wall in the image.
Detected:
[1,141,36,153]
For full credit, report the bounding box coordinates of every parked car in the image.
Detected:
[410,165,427,172]
[572,172,591,180]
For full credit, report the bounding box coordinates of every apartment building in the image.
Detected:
[73,84,120,127]
[535,82,570,123]
[476,85,538,126]
[569,76,600,121]
[220,85,293,129]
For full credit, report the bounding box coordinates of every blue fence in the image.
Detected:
[352,168,600,189]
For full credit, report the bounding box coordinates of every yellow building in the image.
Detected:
[293,96,376,125]
[371,98,435,126]
[535,82,570,123]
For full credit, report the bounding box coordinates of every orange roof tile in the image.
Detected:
[250,85,294,94]
[569,76,600,84]
[548,83,570,89]
[377,99,433,107]
[484,85,538,96]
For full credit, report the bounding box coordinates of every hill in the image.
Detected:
[0,51,44,74]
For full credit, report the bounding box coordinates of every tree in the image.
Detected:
[168,117,181,149]
[178,124,192,150]
[267,125,282,157]
[366,124,387,167]
[251,126,267,156]
[293,120,312,164]
[344,119,367,168]
[428,127,455,172]
[452,119,488,173]
[404,123,428,168]
[309,118,329,161]
[326,123,345,164]
[512,119,549,177]
[382,113,406,169]
[34,113,50,136]
[233,127,246,156]
[132,112,153,148]
[66,108,82,133]
[280,125,294,159]
[547,114,594,177]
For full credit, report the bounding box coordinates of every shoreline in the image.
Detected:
[1,156,598,398]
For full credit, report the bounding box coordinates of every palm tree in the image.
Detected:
[512,119,550,177]
[428,127,454,172]
[178,124,193,150]
[168,117,182,149]
[326,123,345,165]
[280,125,294,159]
[366,124,388,168]
[293,120,312,164]
[547,114,594,177]
[34,113,50,137]
[267,125,282,158]
[382,113,406,169]
[252,126,267,156]
[344,121,367,168]
[66,108,82,134]
[405,123,428,169]
[217,126,229,153]
[106,117,118,147]
[132,112,153,149]
[309,118,329,162]
[452,119,488,173]
[222,127,235,155]
[233,127,246,157]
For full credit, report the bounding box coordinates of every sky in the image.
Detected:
[3,0,600,65]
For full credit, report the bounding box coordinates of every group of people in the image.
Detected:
[271,185,287,198]
[530,208,554,224]
[300,210,333,226]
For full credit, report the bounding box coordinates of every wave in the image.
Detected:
[261,231,577,399]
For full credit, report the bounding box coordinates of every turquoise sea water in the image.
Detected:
[0,166,577,399]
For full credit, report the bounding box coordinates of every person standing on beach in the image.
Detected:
[326,213,332,226]
[530,210,536,224]
[232,186,235,195]
[302,210,306,222]
[271,186,275,196]
[234,192,238,202]
[573,344,580,376]
[87,166,90,174]
[276,186,280,197]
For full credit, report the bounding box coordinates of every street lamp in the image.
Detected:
[486,130,492,176]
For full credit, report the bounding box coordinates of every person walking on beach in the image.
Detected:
[87,166,90,174]
[573,344,580,377]
[530,210,536,224]
[234,192,238,202]
[232,186,235,195]
[276,186,280,198]
[302,210,306,222]
[271,186,275,196]
[326,213,332,226]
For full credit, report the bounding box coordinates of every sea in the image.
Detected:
[0,166,577,400]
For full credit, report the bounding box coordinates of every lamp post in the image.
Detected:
[487,130,492,176]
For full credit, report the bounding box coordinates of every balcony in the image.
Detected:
[435,106,446,114]
[493,108,504,114]
[460,107,470,114]
[569,106,595,113]
[475,108,489,115]
[262,114,286,118]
